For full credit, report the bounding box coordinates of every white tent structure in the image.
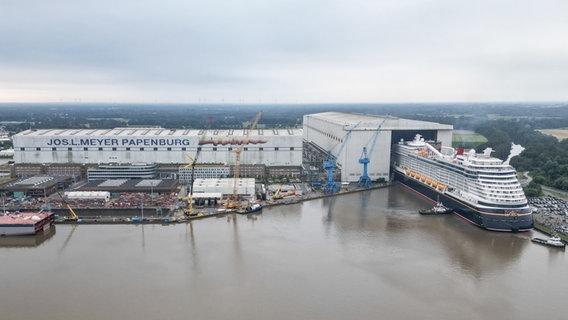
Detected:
[65,191,111,201]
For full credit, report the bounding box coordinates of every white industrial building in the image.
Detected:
[303,112,453,183]
[65,191,111,201]
[12,127,303,167]
[193,178,257,198]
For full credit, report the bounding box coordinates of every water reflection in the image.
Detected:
[328,185,530,279]
[227,212,243,269]
[0,186,565,320]
[322,196,336,238]
[434,222,529,278]
[58,224,78,254]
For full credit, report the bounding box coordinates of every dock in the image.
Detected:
[52,183,391,225]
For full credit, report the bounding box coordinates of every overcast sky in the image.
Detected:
[1,0,567,103]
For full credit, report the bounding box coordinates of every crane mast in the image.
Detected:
[358,119,387,188]
[182,117,212,216]
[56,190,79,221]
[226,111,262,209]
[323,122,360,193]
[189,117,212,216]
[183,118,212,217]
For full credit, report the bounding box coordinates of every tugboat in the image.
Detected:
[531,235,565,248]
[419,202,452,215]
[237,203,262,215]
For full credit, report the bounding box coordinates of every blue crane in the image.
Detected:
[357,119,387,188]
[323,122,360,193]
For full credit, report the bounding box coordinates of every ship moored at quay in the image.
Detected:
[0,211,56,236]
[392,134,533,232]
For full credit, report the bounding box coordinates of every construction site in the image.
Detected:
[2,111,452,223]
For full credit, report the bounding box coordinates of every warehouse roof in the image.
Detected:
[15,128,303,138]
[79,179,178,192]
[305,112,453,131]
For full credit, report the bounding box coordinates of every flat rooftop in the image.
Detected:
[15,128,303,138]
[79,179,178,192]
[0,212,54,225]
[305,112,453,131]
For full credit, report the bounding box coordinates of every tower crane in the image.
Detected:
[322,122,360,193]
[182,118,212,217]
[182,154,201,217]
[225,111,262,209]
[357,119,387,188]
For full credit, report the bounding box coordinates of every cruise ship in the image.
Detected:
[392,134,533,232]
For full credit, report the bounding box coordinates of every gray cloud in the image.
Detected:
[1,0,568,102]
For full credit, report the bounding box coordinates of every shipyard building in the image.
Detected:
[303,112,453,183]
[11,112,453,186]
[11,127,303,179]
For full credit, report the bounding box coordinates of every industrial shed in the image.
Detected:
[303,112,453,183]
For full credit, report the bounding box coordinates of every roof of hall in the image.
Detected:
[304,112,453,131]
[14,127,303,138]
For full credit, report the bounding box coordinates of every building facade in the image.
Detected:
[303,112,453,183]
[12,127,303,175]
[87,163,158,181]
[178,165,231,184]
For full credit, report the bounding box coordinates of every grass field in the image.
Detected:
[452,130,487,148]
[538,129,568,141]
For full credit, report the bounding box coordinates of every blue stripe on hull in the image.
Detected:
[394,172,533,232]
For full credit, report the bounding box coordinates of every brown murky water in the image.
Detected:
[1,185,566,320]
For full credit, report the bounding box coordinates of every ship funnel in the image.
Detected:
[504,142,525,165]
[453,147,464,159]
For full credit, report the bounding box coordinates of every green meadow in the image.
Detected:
[452,130,488,148]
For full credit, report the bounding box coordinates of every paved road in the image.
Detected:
[522,171,567,200]
[541,185,568,200]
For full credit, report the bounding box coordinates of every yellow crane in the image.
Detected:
[56,191,79,221]
[272,183,284,200]
[225,111,262,209]
[182,154,197,217]
[181,120,212,217]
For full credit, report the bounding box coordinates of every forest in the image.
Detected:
[474,120,568,193]
[1,102,568,132]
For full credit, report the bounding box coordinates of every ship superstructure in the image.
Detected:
[392,134,533,231]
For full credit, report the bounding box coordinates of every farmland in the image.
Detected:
[538,129,568,141]
[452,130,487,148]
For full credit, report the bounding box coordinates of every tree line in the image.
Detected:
[474,120,568,193]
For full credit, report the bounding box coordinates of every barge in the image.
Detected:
[0,211,56,236]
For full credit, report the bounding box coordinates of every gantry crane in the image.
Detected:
[322,122,360,193]
[358,119,387,188]
[225,111,262,209]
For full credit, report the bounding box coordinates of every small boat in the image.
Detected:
[237,203,262,215]
[531,235,565,248]
[419,202,452,215]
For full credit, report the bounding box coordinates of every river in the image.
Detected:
[1,185,566,320]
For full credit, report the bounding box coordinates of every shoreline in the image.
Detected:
[53,183,392,225]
